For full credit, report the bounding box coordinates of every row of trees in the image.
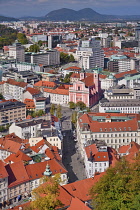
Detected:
[50,104,62,119]
[27,110,45,118]
[69,101,89,111]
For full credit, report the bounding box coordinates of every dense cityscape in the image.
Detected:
[0,9,140,210]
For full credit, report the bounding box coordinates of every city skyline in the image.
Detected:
[1,0,140,18]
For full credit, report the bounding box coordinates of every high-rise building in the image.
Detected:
[76,38,104,70]
[48,35,52,49]
[135,22,140,48]
[9,42,25,62]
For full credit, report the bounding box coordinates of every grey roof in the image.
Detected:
[100,99,140,107]
[0,101,25,112]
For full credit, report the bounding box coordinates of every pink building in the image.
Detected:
[69,70,103,107]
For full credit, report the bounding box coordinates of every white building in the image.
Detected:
[9,42,25,62]
[0,161,8,206]
[77,112,140,157]
[99,99,140,114]
[3,79,27,101]
[100,74,116,90]
[84,143,109,178]
[76,38,104,70]
[43,87,69,106]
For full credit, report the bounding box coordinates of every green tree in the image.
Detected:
[71,111,77,125]
[56,105,62,119]
[27,174,63,210]
[0,93,4,100]
[28,44,40,53]
[50,104,56,115]
[69,54,75,62]
[90,157,140,210]
[69,101,76,109]
[17,33,28,44]
[76,101,86,110]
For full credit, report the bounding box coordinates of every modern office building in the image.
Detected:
[9,42,25,62]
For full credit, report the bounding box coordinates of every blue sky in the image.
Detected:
[1,0,140,17]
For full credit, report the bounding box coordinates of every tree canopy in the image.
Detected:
[76,101,86,110]
[28,44,40,53]
[90,157,140,210]
[60,52,75,64]
[26,174,63,210]
[0,24,17,49]
[17,33,28,44]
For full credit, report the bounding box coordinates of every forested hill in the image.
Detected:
[0,15,18,22]
[0,24,17,49]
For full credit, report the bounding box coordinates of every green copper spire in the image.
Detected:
[44,164,52,176]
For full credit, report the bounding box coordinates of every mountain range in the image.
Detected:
[1,8,140,22]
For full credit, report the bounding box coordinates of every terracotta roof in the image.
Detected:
[79,113,139,133]
[1,133,28,144]
[34,80,56,88]
[99,74,107,79]
[118,141,140,154]
[0,139,21,154]
[63,173,105,201]
[24,98,35,109]
[85,144,109,162]
[71,73,80,78]
[26,87,41,95]
[81,75,94,87]
[4,150,32,164]
[6,79,27,88]
[44,87,69,95]
[0,81,5,85]
[67,197,91,210]
[0,160,8,179]
[65,66,81,70]
[45,146,61,161]
[26,159,67,181]
[5,161,29,188]
[115,69,138,79]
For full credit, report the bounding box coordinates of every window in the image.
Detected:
[78,86,80,91]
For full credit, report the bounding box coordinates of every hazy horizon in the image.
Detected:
[1,0,140,18]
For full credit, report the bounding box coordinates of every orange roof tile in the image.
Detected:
[5,161,29,188]
[26,87,41,95]
[85,144,109,162]
[44,87,69,95]
[0,160,8,179]
[115,69,138,79]
[67,197,91,210]
[63,173,105,201]
[24,98,35,109]
[6,79,27,88]
[4,150,32,164]
[26,159,67,180]
[34,80,56,88]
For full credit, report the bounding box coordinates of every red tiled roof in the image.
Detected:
[0,160,8,179]
[44,87,69,95]
[63,173,105,201]
[26,159,67,181]
[85,144,109,162]
[24,98,35,109]
[79,113,139,133]
[99,74,107,79]
[0,139,21,154]
[5,161,29,188]
[115,69,138,79]
[67,197,91,210]
[71,73,80,78]
[26,87,41,95]
[34,80,56,88]
[81,74,94,87]
[6,79,27,88]
[4,150,32,164]
[65,66,81,70]
[1,133,28,144]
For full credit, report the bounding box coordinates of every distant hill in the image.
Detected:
[0,15,18,22]
[19,8,140,22]
[44,8,117,21]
